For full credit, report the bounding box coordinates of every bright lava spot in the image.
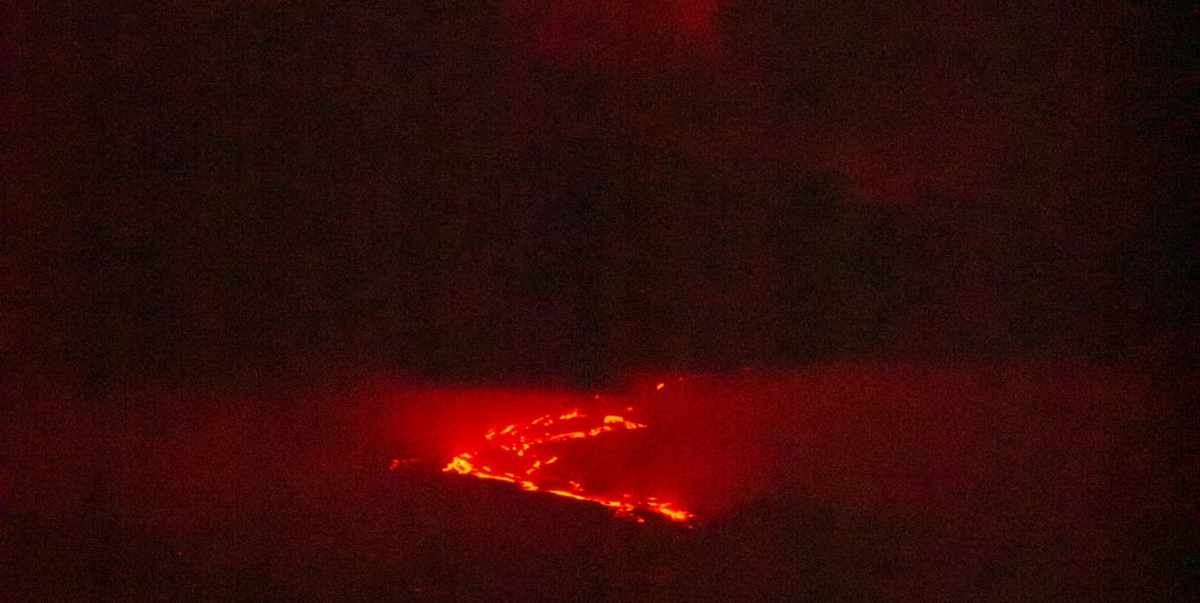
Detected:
[442,407,693,523]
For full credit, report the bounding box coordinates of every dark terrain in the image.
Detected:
[9,363,1191,602]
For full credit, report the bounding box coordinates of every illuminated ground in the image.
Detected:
[10,362,1189,602]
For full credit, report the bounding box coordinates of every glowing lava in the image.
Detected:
[442,406,693,523]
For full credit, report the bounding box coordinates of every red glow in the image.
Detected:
[442,406,693,523]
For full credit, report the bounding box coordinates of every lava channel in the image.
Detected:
[442,407,693,523]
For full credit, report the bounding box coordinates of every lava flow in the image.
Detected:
[442,405,693,523]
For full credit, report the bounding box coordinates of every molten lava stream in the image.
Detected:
[442,407,693,523]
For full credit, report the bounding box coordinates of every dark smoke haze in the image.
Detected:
[7,0,1190,387]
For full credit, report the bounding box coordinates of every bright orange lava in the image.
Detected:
[442,406,693,523]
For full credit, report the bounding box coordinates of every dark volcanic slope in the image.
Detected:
[10,362,1189,603]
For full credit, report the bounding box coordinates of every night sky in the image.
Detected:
[9,0,1191,388]
[5,1,1194,601]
